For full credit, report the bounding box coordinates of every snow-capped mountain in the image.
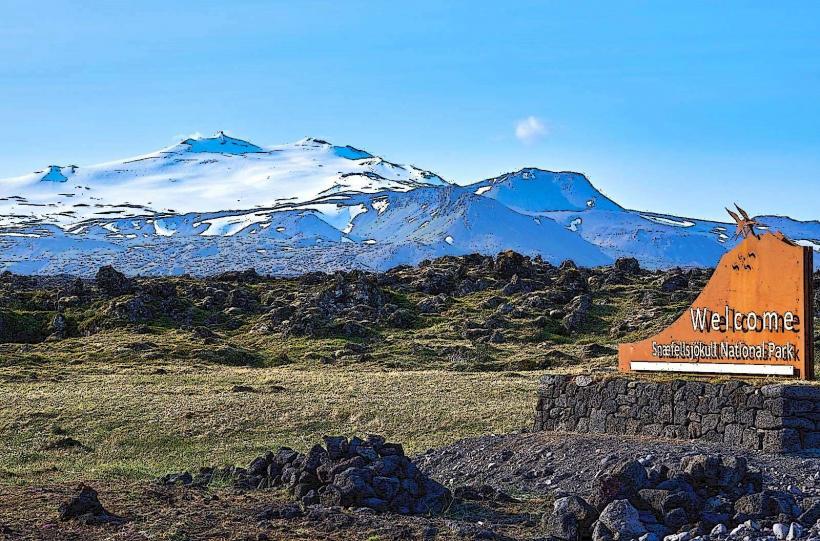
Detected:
[0,132,446,229]
[466,171,820,269]
[0,132,817,276]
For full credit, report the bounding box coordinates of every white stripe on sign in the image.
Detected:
[630,361,794,376]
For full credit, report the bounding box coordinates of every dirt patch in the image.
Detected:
[1,432,819,540]
[0,482,542,540]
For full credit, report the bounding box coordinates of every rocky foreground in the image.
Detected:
[3,432,818,541]
[422,432,820,540]
[1,252,819,540]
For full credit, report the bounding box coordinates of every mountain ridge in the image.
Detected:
[1,132,817,275]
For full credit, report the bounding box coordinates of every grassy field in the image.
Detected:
[0,362,551,485]
[0,265,816,491]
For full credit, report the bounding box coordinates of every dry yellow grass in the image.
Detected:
[0,364,546,485]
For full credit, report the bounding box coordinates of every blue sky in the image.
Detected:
[0,1,818,221]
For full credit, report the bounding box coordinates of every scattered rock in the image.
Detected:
[416,294,448,314]
[257,503,304,520]
[774,522,790,540]
[787,522,804,540]
[711,523,728,536]
[58,484,124,525]
[562,294,592,333]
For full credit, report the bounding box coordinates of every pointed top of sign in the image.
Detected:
[726,203,763,239]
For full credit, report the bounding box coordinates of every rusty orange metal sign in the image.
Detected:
[619,232,815,379]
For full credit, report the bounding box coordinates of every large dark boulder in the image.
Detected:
[501,274,533,296]
[799,499,820,527]
[598,500,647,541]
[637,489,672,516]
[654,478,700,516]
[95,266,132,296]
[412,266,459,295]
[140,280,177,299]
[384,307,414,328]
[495,250,532,279]
[414,478,452,515]
[543,495,600,541]
[734,490,800,521]
[590,460,652,511]
[562,294,592,333]
[416,294,448,314]
[609,460,649,492]
[323,436,349,460]
[660,271,688,293]
[591,474,634,511]
[679,454,721,487]
[335,467,375,506]
[106,295,153,323]
[58,484,123,525]
[556,268,588,294]
[372,476,400,501]
[613,257,641,274]
[216,268,260,284]
[226,287,257,311]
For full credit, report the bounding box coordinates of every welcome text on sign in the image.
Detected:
[689,305,800,334]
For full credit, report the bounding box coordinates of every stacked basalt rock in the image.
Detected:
[160,434,452,516]
[544,453,818,541]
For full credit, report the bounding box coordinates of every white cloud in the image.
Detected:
[515,116,547,144]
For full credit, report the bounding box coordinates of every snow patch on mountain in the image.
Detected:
[198,212,272,236]
[796,239,820,251]
[640,214,696,228]
[153,218,179,237]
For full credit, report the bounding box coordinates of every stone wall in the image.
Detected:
[534,375,820,453]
